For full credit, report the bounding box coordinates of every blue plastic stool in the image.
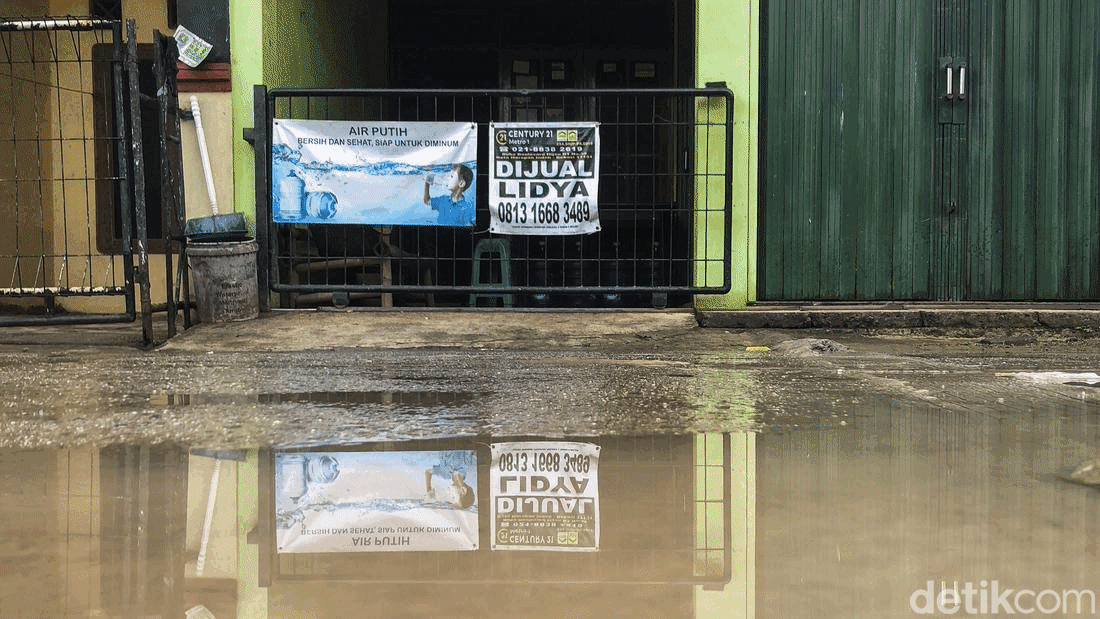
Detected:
[469,238,513,307]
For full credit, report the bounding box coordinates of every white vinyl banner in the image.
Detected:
[275,450,479,553]
[490,441,600,551]
[271,120,478,226]
[489,123,600,235]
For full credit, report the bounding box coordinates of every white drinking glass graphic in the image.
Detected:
[427,168,458,191]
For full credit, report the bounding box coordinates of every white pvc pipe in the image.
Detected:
[195,458,221,576]
[0,17,113,30]
[190,96,220,216]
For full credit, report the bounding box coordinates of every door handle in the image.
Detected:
[944,63,967,101]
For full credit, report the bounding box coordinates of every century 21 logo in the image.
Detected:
[556,129,579,142]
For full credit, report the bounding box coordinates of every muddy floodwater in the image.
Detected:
[1,321,1099,617]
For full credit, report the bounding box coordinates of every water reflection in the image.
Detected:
[3,396,1099,618]
[758,397,1100,618]
[144,391,488,410]
[0,434,749,618]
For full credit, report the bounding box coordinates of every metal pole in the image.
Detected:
[153,31,176,337]
[125,19,154,344]
[112,21,135,320]
[254,84,272,312]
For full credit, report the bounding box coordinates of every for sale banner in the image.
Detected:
[271,120,478,226]
[275,450,479,553]
[490,441,600,551]
[489,123,600,235]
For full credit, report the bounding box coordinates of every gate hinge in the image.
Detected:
[242,127,255,145]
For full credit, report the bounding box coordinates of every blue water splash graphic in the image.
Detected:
[276,497,478,531]
[271,142,476,226]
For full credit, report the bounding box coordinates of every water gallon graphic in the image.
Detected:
[277,173,305,221]
[304,191,339,219]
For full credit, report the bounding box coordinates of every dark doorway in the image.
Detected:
[378,0,698,308]
[388,0,691,90]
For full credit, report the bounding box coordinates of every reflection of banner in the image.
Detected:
[275,450,479,553]
[271,120,478,226]
[490,441,600,552]
[489,123,600,235]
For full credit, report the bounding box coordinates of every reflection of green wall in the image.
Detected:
[689,363,757,430]
[263,0,387,88]
[695,433,755,619]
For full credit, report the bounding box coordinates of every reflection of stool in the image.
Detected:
[470,238,512,307]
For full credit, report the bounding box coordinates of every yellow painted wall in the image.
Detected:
[0,18,52,308]
[0,1,178,315]
[4,2,243,318]
[182,92,237,229]
[53,1,171,315]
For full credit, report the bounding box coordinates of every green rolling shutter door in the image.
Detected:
[761,0,1099,301]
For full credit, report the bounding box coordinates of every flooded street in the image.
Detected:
[1,314,1099,617]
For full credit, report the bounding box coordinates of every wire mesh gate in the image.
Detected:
[0,17,185,343]
[253,86,733,310]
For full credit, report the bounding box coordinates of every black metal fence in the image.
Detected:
[0,17,176,342]
[253,86,733,309]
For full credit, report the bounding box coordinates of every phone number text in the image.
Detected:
[495,201,591,225]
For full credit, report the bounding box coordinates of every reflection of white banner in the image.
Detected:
[271,120,478,226]
[490,441,600,552]
[489,123,600,235]
[275,450,479,553]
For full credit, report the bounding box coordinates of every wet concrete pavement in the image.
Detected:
[1,308,1099,618]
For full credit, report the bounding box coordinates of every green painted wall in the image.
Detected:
[695,0,758,309]
[231,0,262,234]
[262,0,386,89]
[230,0,388,234]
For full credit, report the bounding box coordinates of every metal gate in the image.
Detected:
[250,86,733,309]
[0,17,176,343]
